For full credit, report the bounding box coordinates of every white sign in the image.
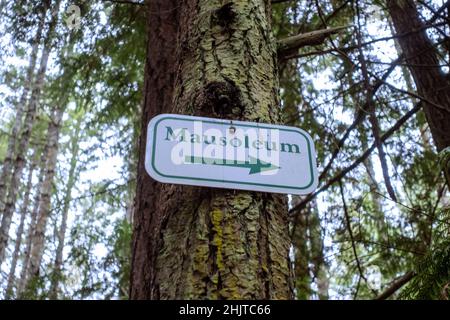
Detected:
[145,114,318,195]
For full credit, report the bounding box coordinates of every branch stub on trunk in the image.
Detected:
[213,2,236,31]
[196,79,244,119]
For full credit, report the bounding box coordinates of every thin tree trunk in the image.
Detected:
[131,0,292,299]
[4,149,39,299]
[49,117,81,299]
[26,98,67,290]
[308,203,328,300]
[0,1,48,215]
[17,152,46,297]
[387,0,450,186]
[0,0,60,265]
[280,55,328,300]
[292,197,312,300]
[355,5,397,202]
[388,18,433,152]
[359,125,390,243]
[291,197,328,300]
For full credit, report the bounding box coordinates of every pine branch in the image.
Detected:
[317,0,352,28]
[278,26,350,58]
[284,0,449,61]
[417,0,450,24]
[289,102,423,216]
[369,71,450,113]
[284,20,446,60]
[318,57,401,182]
[375,271,416,300]
[101,0,144,6]
[339,181,376,298]
[271,0,293,4]
[355,2,398,202]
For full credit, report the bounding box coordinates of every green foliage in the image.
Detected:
[103,219,132,300]
[19,275,48,300]
[400,238,450,300]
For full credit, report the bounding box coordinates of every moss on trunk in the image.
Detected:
[131,0,292,299]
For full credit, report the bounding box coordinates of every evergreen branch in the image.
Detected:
[375,271,416,300]
[48,179,135,215]
[317,0,352,29]
[399,239,450,299]
[271,0,294,4]
[100,0,144,5]
[355,2,398,203]
[331,238,426,255]
[284,0,449,61]
[289,102,423,216]
[284,22,447,60]
[369,73,450,114]
[372,189,450,227]
[278,26,350,58]
[339,180,376,298]
[417,0,450,24]
[318,57,401,182]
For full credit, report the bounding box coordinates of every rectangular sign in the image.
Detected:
[145,114,318,195]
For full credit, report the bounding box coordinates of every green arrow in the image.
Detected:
[185,156,280,175]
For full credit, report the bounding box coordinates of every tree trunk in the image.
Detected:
[49,117,81,299]
[387,0,450,185]
[358,124,390,244]
[130,0,180,300]
[291,198,328,300]
[388,19,434,152]
[17,152,46,297]
[0,0,60,265]
[0,1,47,217]
[26,98,66,289]
[291,197,312,300]
[280,54,328,300]
[307,203,328,300]
[4,149,38,299]
[131,0,292,299]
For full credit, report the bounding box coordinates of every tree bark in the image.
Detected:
[129,0,180,300]
[49,117,81,299]
[387,0,450,185]
[131,0,292,299]
[387,19,434,152]
[4,149,38,299]
[0,0,60,265]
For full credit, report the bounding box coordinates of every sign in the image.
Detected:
[145,114,318,195]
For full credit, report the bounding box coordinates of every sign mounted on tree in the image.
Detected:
[145,114,318,195]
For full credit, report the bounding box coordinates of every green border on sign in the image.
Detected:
[151,116,315,191]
